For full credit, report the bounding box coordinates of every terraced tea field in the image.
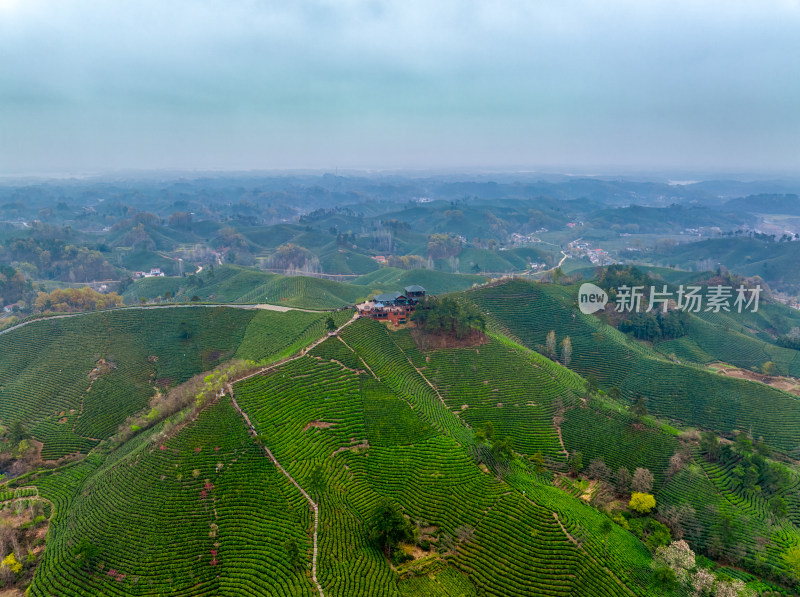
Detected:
[29,398,314,596]
[423,338,583,461]
[469,279,800,454]
[0,306,351,459]
[230,341,658,596]
[4,279,794,596]
[124,265,369,309]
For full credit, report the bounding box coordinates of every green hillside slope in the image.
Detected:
[468,279,800,454]
[6,291,796,595]
[0,307,349,459]
[29,398,314,596]
[352,267,486,295]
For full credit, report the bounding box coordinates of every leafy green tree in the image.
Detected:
[325,316,337,333]
[9,421,27,443]
[607,386,622,402]
[308,464,326,499]
[784,545,800,581]
[699,431,720,462]
[652,567,677,597]
[370,500,414,558]
[761,361,777,376]
[734,430,753,455]
[769,495,787,519]
[475,421,495,445]
[411,296,485,339]
[711,512,738,551]
[630,393,648,421]
[585,374,598,398]
[600,518,614,557]
[491,436,515,461]
[643,520,672,550]
[71,539,101,571]
[283,539,304,571]
[531,452,546,474]
[568,451,583,477]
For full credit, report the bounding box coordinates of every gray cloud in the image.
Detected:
[1,0,799,174]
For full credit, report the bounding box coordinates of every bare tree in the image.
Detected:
[454,525,475,543]
[586,458,611,482]
[560,336,572,366]
[591,483,615,510]
[615,467,632,495]
[658,504,697,540]
[545,330,557,360]
[666,452,688,477]
[631,467,654,493]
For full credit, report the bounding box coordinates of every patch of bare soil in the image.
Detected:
[410,327,490,351]
[331,440,369,457]
[303,420,335,432]
[205,350,224,362]
[710,361,800,396]
[580,479,598,502]
[407,545,428,560]
[29,439,44,462]
[88,358,116,381]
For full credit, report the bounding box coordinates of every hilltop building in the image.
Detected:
[133,268,166,279]
[356,285,427,326]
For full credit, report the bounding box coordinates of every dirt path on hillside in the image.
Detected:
[709,362,800,396]
[230,390,324,597]
[223,313,358,597]
[0,303,330,337]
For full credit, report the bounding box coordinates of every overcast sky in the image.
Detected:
[1,0,799,175]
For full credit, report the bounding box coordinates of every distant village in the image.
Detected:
[567,239,614,266]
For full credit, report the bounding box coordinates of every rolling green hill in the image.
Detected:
[4,282,797,595]
[0,306,350,460]
[25,324,659,596]
[468,279,800,454]
[123,266,369,308]
[123,265,487,309]
[351,267,486,295]
[653,236,800,294]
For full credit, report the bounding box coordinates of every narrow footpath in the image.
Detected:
[223,312,358,597]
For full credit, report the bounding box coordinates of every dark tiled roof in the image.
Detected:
[373,291,402,302]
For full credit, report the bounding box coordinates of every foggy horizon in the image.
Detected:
[2,0,799,175]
